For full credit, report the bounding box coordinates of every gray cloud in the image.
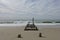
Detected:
[0,0,60,20]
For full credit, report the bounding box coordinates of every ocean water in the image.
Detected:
[0,20,59,24]
[0,20,60,28]
[0,22,60,27]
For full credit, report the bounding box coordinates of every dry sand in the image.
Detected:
[0,26,60,40]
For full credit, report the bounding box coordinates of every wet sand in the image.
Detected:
[0,26,60,40]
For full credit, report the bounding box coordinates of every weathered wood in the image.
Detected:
[39,33,42,37]
[24,18,38,31]
[18,34,22,38]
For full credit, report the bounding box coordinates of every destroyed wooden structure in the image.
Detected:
[24,18,38,31]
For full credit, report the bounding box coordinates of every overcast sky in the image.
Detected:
[0,0,60,20]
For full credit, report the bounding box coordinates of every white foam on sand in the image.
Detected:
[0,23,60,28]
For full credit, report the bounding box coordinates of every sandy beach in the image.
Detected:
[0,25,60,40]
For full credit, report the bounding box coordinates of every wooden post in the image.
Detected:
[39,33,42,37]
[18,34,22,38]
[32,18,34,25]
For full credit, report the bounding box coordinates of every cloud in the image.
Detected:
[0,0,60,20]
